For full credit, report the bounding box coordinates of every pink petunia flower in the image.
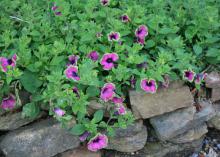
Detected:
[183,70,195,82]
[88,51,99,61]
[87,133,108,152]
[100,53,119,70]
[1,94,16,110]
[137,37,145,45]
[0,54,17,72]
[141,79,157,93]
[121,14,130,23]
[64,66,80,81]
[79,131,91,142]
[115,104,126,115]
[112,96,124,104]
[100,83,115,102]
[108,32,120,42]
[135,25,148,39]
[100,0,110,6]
[68,55,79,66]
[73,87,80,98]
[54,108,65,117]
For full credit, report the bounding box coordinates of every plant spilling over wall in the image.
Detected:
[0,0,219,151]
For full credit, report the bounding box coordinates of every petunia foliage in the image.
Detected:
[0,0,220,151]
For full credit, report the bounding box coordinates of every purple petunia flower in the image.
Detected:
[183,70,195,82]
[68,55,79,66]
[0,54,17,72]
[137,37,145,45]
[112,96,124,104]
[115,104,126,115]
[121,14,130,23]
[100,0,110,6]
[87,133,108,152]
[88,51,99,61]
[108,32,120,42]
[135,25,148,39]
[79,131,91,142]
[73,87,80,98]
[54,108,65,117]
[64,66,80,81]
[137,61,147,69]
[100,53,119,70]
[51,6,58,11]
[141,79,157,93]
[1,94,16,110]
[55,12,62,16]
[100,83,115,102]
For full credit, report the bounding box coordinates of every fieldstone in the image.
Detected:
[205,72,220,88]
[208,103,220,130]
[0,112,45,131]
[0,118,80,157]
[106,120,147,152]
[169,124,208,143]
[144,137,204,157]
[54,146,101,157]
[129,81,193,119]
[212,88,220,102]
[150,101,215,141]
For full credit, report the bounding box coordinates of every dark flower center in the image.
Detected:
[146,81,152,87]
[102,0,108,5]
[102,87,108,94]
[137,29,143,35]
[106,58,113,63]
[110,34,116,40]
[7,59,13,65]
[93,137,100,143]
[70,59,76,64]
[72,71,78,77]
[185,71,190,77]
[122,16,128,20]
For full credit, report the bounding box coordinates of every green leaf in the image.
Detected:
[70,124,86,135]
[92,110,104,123]
[193,45,202,55]
[20,71,42,93]
[22,103,40,118]
[86,86,100,97]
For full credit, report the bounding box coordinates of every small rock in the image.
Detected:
[106,120,148,152]
[129,81,193,119]
[170,124,208,143]
[0,118,80,157]
[150,101,215,141]
[205,72,220,88]
[0,112,45,131]
[54,146,101,157]
[212,88,220,102]
[208,103,220,130]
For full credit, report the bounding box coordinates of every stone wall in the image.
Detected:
[0,73,220,157]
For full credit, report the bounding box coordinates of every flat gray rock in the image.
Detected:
[106,120,147,152]
[0,118,80,157]
[0,112,45,131]
[169,124,208,143]
[212,88,220,102]
[129,81,193,119]
[150,101,215,141]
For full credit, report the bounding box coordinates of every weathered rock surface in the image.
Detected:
[103,137,204,157]
[0,112,45,131]
[212,88,220,102]
[106,120,147,152]
[205,72,220,88]
[208,103,220,130]
[0,118,80,157]
[129,81,193,119]
[169,124,208,143]
[54,146,101,157]
[87,100,111,117]
[150,101,215,140]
